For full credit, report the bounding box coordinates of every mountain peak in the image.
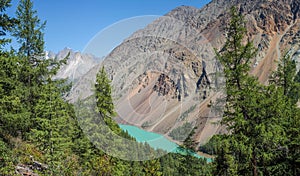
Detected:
[54,48,98,81]
[68,0,300,144]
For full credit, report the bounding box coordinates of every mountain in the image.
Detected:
[67,0,300,145]
[51,47,99,81]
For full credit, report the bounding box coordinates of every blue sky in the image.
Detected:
[8,0,211,56]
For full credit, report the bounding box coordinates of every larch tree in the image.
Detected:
[0,55,30,136]
[95,66,121,134]
[30,79,74,174]
[270,53,300,104]
[12,0,68,135]
[0,0,15,52]
[12,0,62,108]
[213,6,292,175]
[11,1,75,174]
[13,0,45,57]
[214,6,258,175]
[0,0,30,137]
[270,53,300,175]
[12,0,46,127]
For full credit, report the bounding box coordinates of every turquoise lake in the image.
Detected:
[119,124,212,162]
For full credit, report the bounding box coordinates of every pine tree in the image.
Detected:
[214,7,258,174]
[12,0,47,96]
[270,54,300,175]
[95,66,121,134]
[268,51,300,175]
[11,0,68,135]
[0,55,30,136]
[213,137,238,176]
[0,0,25,137]
[143,159,162,176]
[13,0,45,57]
[287,107,300,175]
[177,127,205,175]
[182,127,198,152]
[270,53,300,104]
[29,78,74,174]
[213,6,292,175]
[0,0,15,51]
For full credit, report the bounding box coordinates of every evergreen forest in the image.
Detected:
[0,1,299,175]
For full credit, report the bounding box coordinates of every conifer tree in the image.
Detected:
[0,55,30,136]
[13,0,45,57]
[177,127,205,175]
[143,159,162,176]
[0,1,23,136]
[0,0,15,51]
[30,78,74,174]
[213,137,238,176]
[12,0,47,99]
[270,54,300,175]
[213,6,291,175]
[214,7,257,174]
[95,66,121,134]
[12,0,68,135]
[182,127,198,151]
[270,53,300,104]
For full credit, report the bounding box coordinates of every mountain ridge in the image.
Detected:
[63,0,300,145]
[49,47,99,81]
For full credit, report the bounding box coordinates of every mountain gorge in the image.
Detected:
[64,0,300,145]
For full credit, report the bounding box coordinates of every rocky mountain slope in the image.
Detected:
[51,47,99,81]
[67,0,300,145]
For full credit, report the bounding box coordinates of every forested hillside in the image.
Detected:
[0,0,210,175]
[0,0,299,176]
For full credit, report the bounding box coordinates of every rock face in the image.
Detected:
[68,0,300,145]
[15,157,48,176]
[52,47,99,82]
